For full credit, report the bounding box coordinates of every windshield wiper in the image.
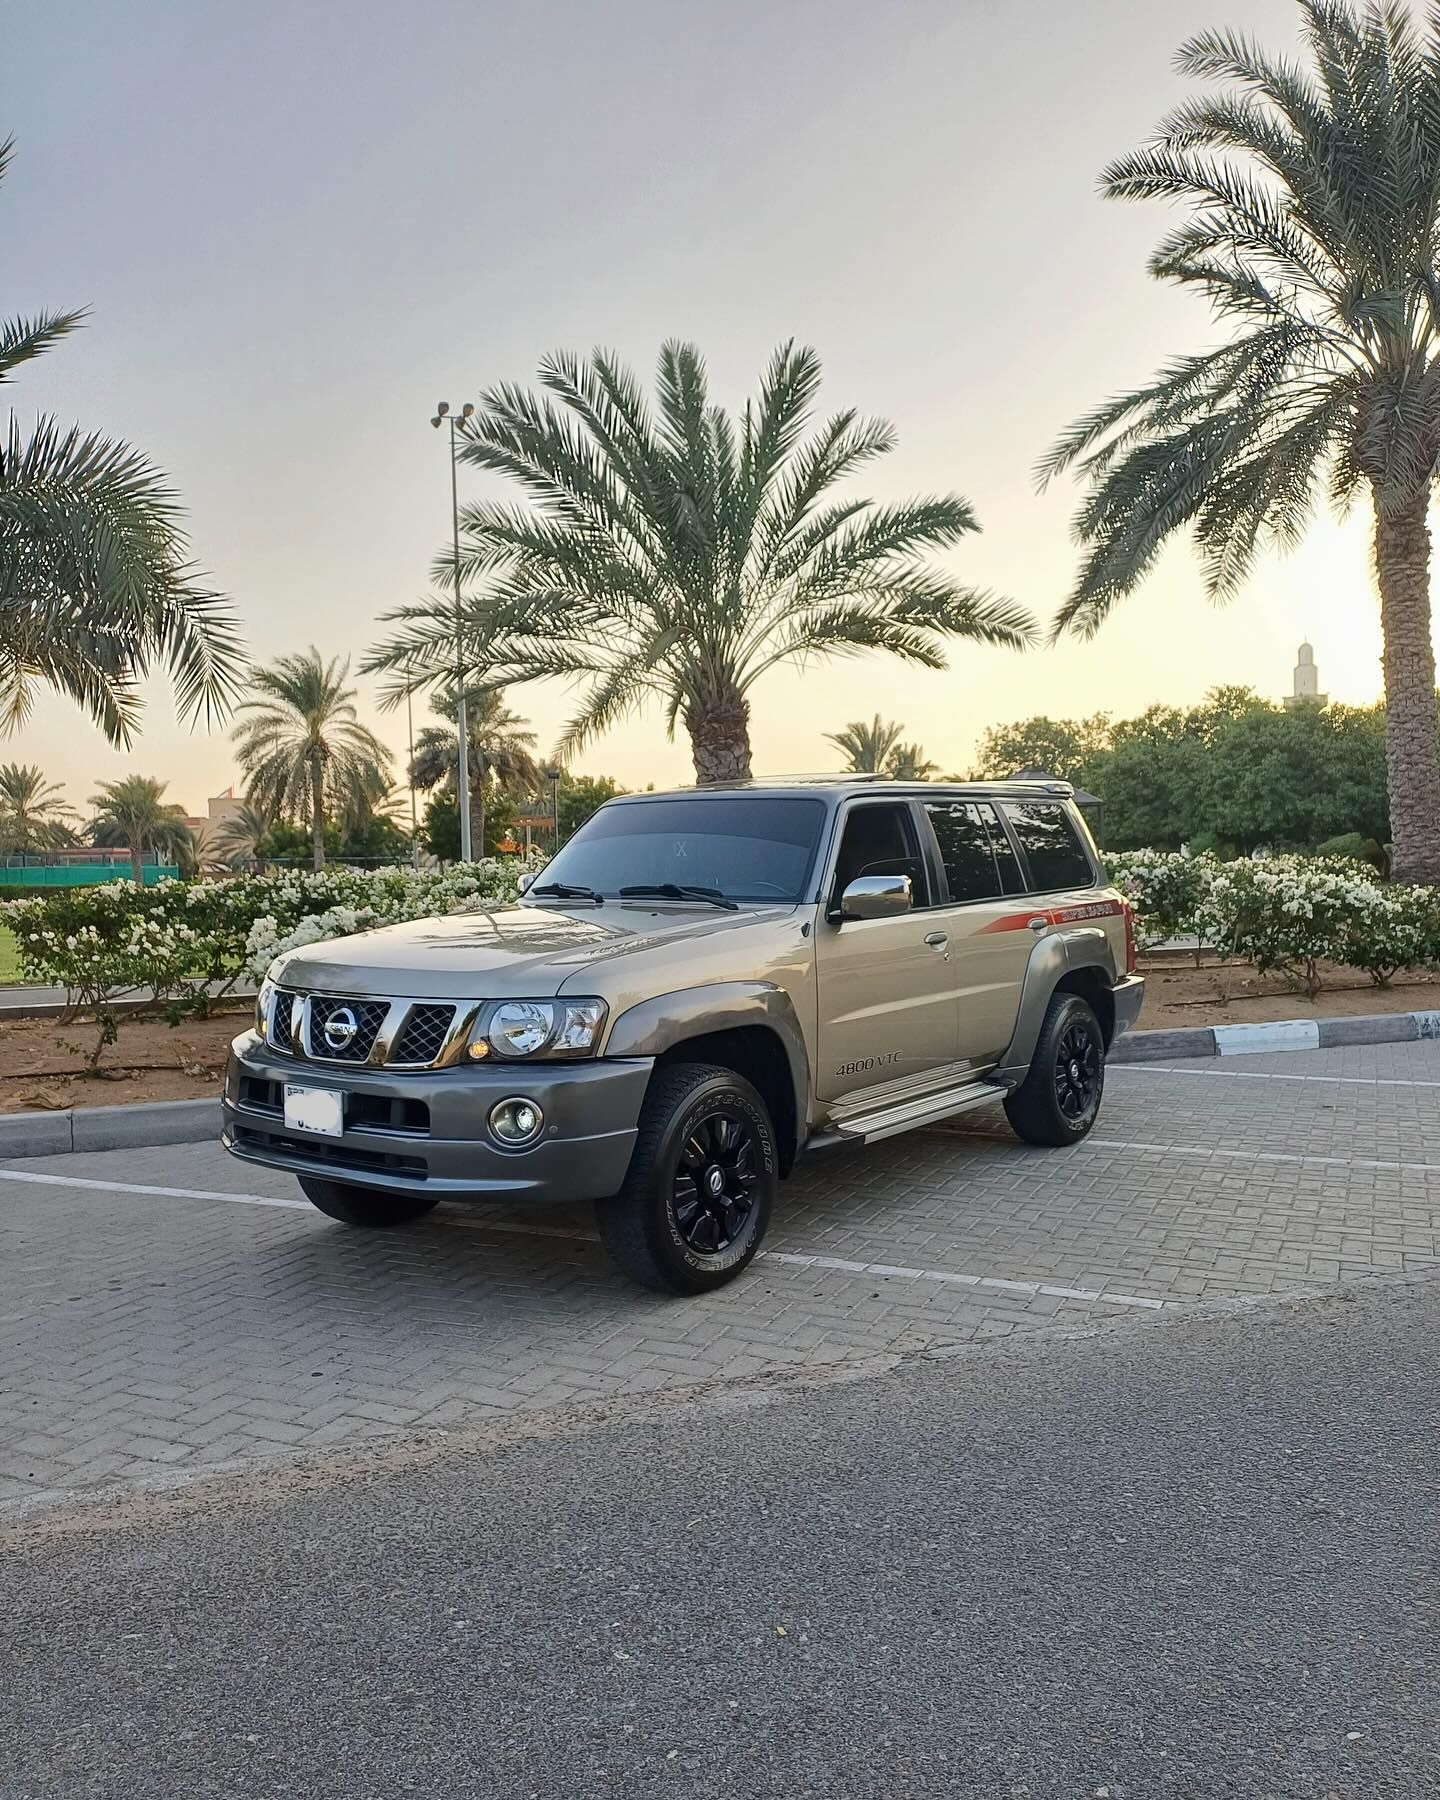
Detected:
[528,881,605,905]
[619,883,739,912]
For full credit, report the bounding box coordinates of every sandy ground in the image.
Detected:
[0,1009,246,1113]
[2,958,1437,1114]
[1139,955,1440,1032]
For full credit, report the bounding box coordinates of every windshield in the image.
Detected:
[532,796,826,904]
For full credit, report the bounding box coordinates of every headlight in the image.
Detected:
[488,1001,554,1058]
[256,978,276,1039]
[474,998,607,1060]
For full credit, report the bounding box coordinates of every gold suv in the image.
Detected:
[225,778,1143,1294]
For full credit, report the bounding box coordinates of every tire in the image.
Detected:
[596,1062,778,1295]
[1003,991,1106,1148]
[298,1176,439,1227]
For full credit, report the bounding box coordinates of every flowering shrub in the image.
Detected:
[1106,849,1221,951]
[1108,849,1440,993]
[4,859,532,1064]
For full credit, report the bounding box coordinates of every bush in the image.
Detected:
[1106,849,1220,949]
[1315,832,1388,873]
[1107,849,1440,993]
[4,859,534,1066]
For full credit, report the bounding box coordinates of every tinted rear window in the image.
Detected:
[1001,802,1095,892]
[536,796,826,903]
[924,800,1004,902]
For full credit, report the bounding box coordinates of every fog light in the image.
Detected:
[489,1096,544,1147]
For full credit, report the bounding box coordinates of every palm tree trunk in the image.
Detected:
[130,839,143,885]
[685,690,754,785]
[310,751,326,873]
[1374,489,1440,884]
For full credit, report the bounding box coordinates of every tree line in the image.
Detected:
[972,689,1392,860]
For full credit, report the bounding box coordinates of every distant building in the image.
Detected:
[1283,641,1327,710]
[182,787,247,861]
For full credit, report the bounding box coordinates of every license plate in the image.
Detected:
[284,1084,344,1138]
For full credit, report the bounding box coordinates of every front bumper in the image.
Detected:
[1110,974,1145,1039]
[222,1031,652,1203]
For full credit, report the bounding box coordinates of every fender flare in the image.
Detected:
[997,927,1119,1083]
[603,982,811,1155]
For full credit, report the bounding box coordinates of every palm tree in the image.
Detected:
[0,138,243,745]
[0,761,76,851]
[888,742,938,782]
[1040,3,1440,883]
[825,715,906,774]
[89,776,193,885]
[208,800,276,874]
[366,341,1033,783]
[231,649,393,871]
[408,686,539,856]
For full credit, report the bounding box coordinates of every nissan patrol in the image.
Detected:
[224,778,1144,1293]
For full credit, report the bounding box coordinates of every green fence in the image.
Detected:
[0,863,179,889]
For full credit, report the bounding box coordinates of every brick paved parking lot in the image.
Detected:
[4,1039,1440,1515]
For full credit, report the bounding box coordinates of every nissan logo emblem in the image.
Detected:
[322,1006,359,1052]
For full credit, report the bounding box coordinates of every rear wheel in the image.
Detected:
[596,1062,777,1294]
[298,1176,438,1227]
[1003,992,1106,1147]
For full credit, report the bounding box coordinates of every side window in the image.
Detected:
[832,803,930,908]
[1002,802,1096,893]
[975,801,1024,896]
[924,800,1004,902]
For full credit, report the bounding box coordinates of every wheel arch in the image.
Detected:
[997,928,1119,1082]
[604,984,809,1175]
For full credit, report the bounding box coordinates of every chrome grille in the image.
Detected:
[306,996,389,1063]
[264,989,468,1071]
[391,1004,456,1066]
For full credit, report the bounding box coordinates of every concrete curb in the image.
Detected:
[0,1098,220,1159]
[1113,1008,1440,1064]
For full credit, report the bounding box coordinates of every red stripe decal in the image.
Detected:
[975,899,1123,936]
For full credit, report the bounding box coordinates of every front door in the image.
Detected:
[815,800,957,1103]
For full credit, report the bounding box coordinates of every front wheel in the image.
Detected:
[596,1062,777,1294]
[298,1176,438,1227]
[1003,992,1106,1147]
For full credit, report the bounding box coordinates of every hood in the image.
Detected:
[270,900,795,1000]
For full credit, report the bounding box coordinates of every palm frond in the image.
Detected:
[370,339,1026,778]
[0,415,245,740]
[1047,0,1440,642]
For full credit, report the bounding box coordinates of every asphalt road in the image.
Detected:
[7,1273,1439,1800]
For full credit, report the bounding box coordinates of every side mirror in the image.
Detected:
[517,870,536,895]
[837,873,912,921]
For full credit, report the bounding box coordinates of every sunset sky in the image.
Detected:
[5,0,1402,819]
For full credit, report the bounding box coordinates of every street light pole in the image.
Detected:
[405,687,419,868]
[432,401,475,862]
[543,763,562,855]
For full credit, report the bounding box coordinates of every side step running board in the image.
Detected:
[810,1077,1010,1150]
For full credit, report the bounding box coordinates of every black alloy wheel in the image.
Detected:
[1054,1019,1102,1122]
[671,1111,761,1255]
[596,1062,778,1294]
[1003,991,1107,1147]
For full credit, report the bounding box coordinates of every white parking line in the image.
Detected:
[0,1168,311,1210]
[0,1167,1167,1313]
[1086,1138,1440,1177]
[1114,1065,1440,1090]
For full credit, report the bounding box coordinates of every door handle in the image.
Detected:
[1027,916,1049,933]
[924,931,948,948]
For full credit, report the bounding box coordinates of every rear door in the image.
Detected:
[918,796,1035,1067]
[815,798,958,1103]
